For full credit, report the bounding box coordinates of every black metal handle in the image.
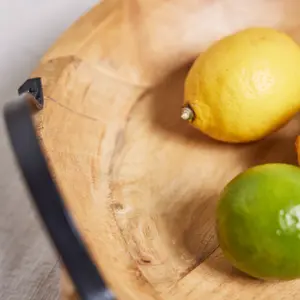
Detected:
[3,93,115,300]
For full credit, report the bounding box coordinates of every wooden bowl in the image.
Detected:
[30,1,300,299]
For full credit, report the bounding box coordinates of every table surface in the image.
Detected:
[0,1,98,299]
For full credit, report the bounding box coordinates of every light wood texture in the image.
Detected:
[296,137,300,165]
[30,0,300,299]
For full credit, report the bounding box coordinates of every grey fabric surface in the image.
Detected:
[0,1,98,299]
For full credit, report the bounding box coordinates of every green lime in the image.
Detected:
[216,163,300,280]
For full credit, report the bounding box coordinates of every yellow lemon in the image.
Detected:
[182,27,300,143]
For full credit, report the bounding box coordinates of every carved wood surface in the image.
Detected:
[31,1,300,299]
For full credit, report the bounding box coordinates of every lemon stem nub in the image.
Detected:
[181,107,194,121]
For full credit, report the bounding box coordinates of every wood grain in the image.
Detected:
[30,0,300,299]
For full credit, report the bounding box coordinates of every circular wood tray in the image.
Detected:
[30,1,300,299]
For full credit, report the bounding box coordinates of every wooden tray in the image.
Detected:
[30,1,300,299]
